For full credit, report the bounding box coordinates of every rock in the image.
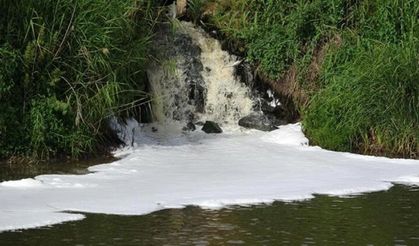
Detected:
[201,121,223,134]
[235,62,254,87]
[238,112,278,132]
[182,122,196,132]
[261,102,287,121]
[176,0,187,17]
[260,102,277,114]
[150,24,206,123]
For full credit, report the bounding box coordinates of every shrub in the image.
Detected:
[0,0,155,160]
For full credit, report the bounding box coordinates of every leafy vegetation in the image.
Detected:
[305,42,418,156]
[1,0,417,159]
[0,0,157,161]
[202,0,418,157]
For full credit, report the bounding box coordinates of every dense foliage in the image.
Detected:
[0,0,155,160]
[1,0,417,159]
[202,0,418,157]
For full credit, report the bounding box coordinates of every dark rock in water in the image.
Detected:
[152,127,158,132]
[259,102,288,126]
[261,101,287,118]
[235,62,254,87]
[260,102,277,114]
[182,122,196,132]
[202,121,223,134]
[150,24,206,122]
[238,112,278,132]
[187,81,205,113]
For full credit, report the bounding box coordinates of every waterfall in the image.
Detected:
[147,22,254,126]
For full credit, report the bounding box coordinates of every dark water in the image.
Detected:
[1,185,418,245]
[0,157,115,182]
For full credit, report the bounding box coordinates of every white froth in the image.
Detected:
[1,123,419,232]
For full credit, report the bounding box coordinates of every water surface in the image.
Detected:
[1,185,418,245]
[0,156,115,182]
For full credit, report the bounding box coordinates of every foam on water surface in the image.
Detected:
[1,123,419,232]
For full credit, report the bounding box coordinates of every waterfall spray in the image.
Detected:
[147,22,254,126]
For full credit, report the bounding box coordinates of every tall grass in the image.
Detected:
[305,42,418,157]
[203,0,418,157]
[0,0,156,160]
[208,0,342,79]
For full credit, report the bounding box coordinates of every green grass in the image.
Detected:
[305,41,418,157]
[0,0,156,161]
[2,0,417,159]
[203,0,419,157]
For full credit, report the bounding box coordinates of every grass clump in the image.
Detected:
[207,0,343,79]
[202,0,418,157]
[0,0,156,161]
[305,42,418,157]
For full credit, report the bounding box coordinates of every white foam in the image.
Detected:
[261,123,309,146]
[0,178,44,189]
[0,211,85,232]
[1,123,418,232]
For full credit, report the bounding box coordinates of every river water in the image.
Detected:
[0,184,418,245]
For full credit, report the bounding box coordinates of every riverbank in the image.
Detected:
[1,1,417,161]
[0,0,158,162]
[0,155,116,182]
[192,0,418,158]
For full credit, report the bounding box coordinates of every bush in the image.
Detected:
[0,0,155,160]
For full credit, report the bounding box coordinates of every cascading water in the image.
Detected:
[147,22,254,127]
